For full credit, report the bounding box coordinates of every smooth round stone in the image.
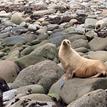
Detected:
[20,22,28,28]
[11,12,24,25]
[28,24,37,31]
[0,60,19,83]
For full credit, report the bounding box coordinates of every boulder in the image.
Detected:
[87,51,107,62]
[6,94,56,107]
[67,89,107,107]
[16,85,45,94]
[68,34,86,42]
[11,60,64,93]
[20,46,34,56]
[74,47,89,53]
[15,43,59,69]
[49,77,107,104]
[89,37,107,51]
[3,85,45,105]
[6,50,20,62]
[71,39,89,49]
[1,36,26,46]
[0,60,19,83]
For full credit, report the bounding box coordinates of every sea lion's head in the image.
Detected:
[62,39,71,48]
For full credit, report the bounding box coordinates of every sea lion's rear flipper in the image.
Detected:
[59,77,68,88]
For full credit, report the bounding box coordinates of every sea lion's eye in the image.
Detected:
[67,41,69,44]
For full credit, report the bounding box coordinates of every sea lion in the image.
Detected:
[58,39,107,88]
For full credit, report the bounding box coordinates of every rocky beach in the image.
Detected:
[0,0,107,106]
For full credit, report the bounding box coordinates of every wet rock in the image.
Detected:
[11,12,24,25]
[67,89,107,107]
[0,60,19,83]
[89,37,107,51]
[11,60,64,93]
[49,77,107,104]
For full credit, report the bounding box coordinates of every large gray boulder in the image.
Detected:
[49,76,107,104]
[87,51,107,62]
[67,89,107,107]
[15,43,59,69]
[11,60,64,93]
[89,37,107,51]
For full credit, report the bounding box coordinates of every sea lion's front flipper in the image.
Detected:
[59,77,68,88]
[59,70,75,88]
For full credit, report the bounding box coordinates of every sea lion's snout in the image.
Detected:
[63,41,66,45]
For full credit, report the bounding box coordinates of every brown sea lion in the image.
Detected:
[58,39,107,88]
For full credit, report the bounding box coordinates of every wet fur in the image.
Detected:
[58,39,107,80]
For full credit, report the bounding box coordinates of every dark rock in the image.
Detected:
[0,77,9,92]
